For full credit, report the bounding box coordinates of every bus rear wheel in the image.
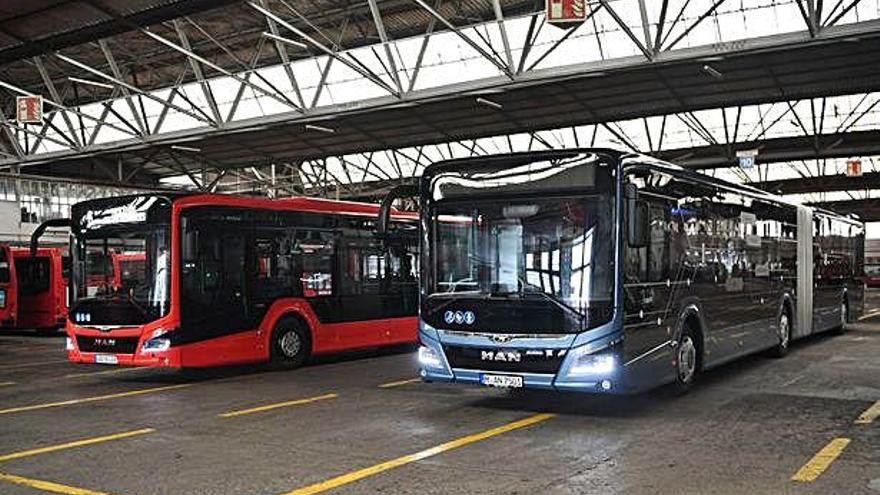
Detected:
[770,310,791,358]
[270,318,311,369]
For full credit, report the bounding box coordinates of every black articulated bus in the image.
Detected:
[410,149,864,393]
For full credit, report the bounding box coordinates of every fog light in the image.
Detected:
[65,337,75,351]
[141,337,170,352]
[600,379,613,391]
[418,346,441,368]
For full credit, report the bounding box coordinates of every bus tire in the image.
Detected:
[270,317,311,369]
[833,300,848,335]
[770,308,792,358]
[672,325,700,394]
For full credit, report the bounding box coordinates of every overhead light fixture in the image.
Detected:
[262,32,308,49]
[67,76,114,90]
[170,145,201,152]
[702,64,723,80]
[305,124,334,134]
[476,97,503,110]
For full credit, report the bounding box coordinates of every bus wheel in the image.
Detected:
[672,327,699,394]
[770,310,791,358]
[270,318,311,369]
[833,301,848,335]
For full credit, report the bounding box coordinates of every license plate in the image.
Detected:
[480,374,523,388]
[95,354,118,365]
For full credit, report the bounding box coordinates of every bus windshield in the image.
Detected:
[70,195,172,326]
[423,152,616,333]
[73,227,169,324]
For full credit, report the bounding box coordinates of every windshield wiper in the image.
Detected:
[523,290,586,325]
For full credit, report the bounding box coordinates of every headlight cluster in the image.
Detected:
[418,346,442,368]
[141,328,172,352]
[568,350,616,376]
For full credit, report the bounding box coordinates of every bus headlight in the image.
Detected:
[568,350,616,376]
[418,346,442,368]
[0,289,5,308]
[142,337,171,352]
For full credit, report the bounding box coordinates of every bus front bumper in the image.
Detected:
[67,348,182,368]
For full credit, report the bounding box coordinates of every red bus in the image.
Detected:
[0,244,16,328]
[11,247,68,331]
[66,194,419,368]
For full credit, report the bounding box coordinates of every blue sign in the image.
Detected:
[444,311,455,324]
[464,311,476,325]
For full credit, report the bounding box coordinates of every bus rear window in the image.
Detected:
[15,257,51,295]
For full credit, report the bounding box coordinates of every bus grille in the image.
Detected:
[443,345,565,374]
[76,336,139,354]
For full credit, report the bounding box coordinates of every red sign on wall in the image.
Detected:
[846,159,862,177]
[546,0,587,23]
[16,95,43,124]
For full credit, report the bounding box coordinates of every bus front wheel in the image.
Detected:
[770,310,792,358]
[270,317,311,369]
[672,326,700,394]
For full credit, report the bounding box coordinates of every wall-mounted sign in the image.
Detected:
[546,0,586,24]
[736,149,758,170]
[16,95,43,124]
[846,159,862,177]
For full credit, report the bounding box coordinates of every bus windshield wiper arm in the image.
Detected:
[525,291,586,324]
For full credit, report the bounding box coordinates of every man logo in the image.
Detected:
[94,338,116,347]
[463,311,476,325]
[444,311,455,324]
[481,350,522,362]
[491,334,512,344]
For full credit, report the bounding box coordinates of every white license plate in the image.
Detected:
[95,354,118,365]
[480,374,523,388]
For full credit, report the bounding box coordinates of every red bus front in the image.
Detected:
[67,194,418,368]
[12,247,67,330]
[0,245,16,328]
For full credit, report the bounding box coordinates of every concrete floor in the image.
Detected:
[0,307,878,494]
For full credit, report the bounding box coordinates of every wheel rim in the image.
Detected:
[279,330,301,358]
[779,314,790,349]
[678,336,697,383]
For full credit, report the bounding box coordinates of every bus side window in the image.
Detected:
[294,229,334,297]
[626,201,669,284]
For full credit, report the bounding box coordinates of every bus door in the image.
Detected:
[180,215,255,360]
[14,253,53,329]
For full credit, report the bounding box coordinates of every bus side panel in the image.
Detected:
[178,330,264,367]
[0,246,15,328]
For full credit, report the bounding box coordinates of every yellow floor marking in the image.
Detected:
[0,381,15,387]
[280,413,555,495]
[0,471,117,495]
[858,309,880,321]
[219,393,338,418]
[378,378,421,389]
[791,437,851,482]
[0,428,154,463]
[0,360,69,371]
[64,368,145,379]
[0,384,190,415]
[855,400,880,425]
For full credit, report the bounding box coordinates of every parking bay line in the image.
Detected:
[219,393,338,418]
[0,471,117,495]
[0,428,154,463]
[0,381,15,387]
[0,384,190,415]
[855,400,880,425]
[280,413,555,495]
[791,437,851,482]
[378,378,421,389]
[0,360,70,371]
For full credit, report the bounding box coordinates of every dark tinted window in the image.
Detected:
[0,247,9,284]
[16,257,51,295]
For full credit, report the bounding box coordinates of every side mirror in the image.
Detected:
[626,184,650,248]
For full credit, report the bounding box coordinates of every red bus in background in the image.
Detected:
[12,247,68,332]
[66,194,419,368]
[0,244,16,328]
